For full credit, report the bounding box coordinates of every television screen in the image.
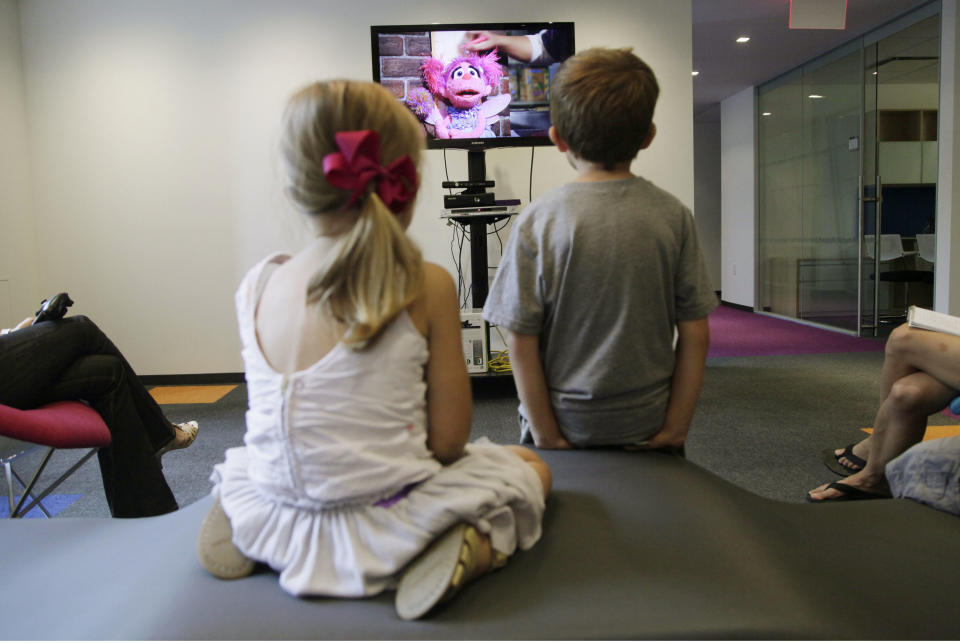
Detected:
[371,22,575,150]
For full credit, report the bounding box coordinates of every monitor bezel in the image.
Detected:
[370,21,574,151]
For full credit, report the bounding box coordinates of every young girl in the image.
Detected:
[197,79,550,620]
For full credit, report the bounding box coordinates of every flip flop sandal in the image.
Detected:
[197,497,256,580]
[821,443,866,477]
[806,481,890,503]
[395,523,506,621]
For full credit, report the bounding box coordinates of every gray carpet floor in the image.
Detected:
[8,348,959,518]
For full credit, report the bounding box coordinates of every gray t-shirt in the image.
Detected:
[483,176,718,446]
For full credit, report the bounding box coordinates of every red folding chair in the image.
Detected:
[0,401,111,518]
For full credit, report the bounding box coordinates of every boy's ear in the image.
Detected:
[548,126,569,152]
[639,123,657,150]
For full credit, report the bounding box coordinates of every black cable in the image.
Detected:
[458,223,471,309]
[449,221,466,305]
[449,220,474,309]
[529,147,535,203]
[447,221,463,302]
[449,223,458,290]
[490,217,510,234]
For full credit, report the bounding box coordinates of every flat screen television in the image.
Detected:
[370,22,575,151]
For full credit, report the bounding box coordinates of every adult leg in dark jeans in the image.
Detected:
[0,316,179,517]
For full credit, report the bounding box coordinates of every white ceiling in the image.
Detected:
[692,0,937,119]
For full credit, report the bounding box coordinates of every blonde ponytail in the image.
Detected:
[281,80,426,350]
[306,192,423,350]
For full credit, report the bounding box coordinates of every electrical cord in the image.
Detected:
[445,146,537,313]
[529,147,535,203]
[448,219,470,308]
[448,216,509,311]
[489,148,539,374]
[491,218,506,256]
[487,325,512,373]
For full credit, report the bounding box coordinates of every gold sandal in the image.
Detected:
[395,523,507,620]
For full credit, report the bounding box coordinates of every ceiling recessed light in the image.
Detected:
[809,94,824,99]
[692,71,700,76]
[762,112,772,116]
[736,36,751,43]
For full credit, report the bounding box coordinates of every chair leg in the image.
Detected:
[4,461,15,516]
[15,448,98,518]
[9,467,52,518]
[4,459,53,519]
[11,448,54,518]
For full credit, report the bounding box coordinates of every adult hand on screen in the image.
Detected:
[461,31,534,62]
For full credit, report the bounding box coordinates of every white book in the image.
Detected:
[907,306,960,337]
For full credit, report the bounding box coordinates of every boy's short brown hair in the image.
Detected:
[550,47,659,169]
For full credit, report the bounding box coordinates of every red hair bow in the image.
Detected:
[322,130,417,214]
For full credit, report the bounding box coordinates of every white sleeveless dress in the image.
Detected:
[211,253,545,597]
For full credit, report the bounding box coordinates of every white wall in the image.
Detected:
[720,86,756,307]
[0,0,38,327]
[12,0,694,374]
[693,115,721,291]
[935,0,960,314]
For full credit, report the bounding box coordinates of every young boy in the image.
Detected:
[483,48,717,450]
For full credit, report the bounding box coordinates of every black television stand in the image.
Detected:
[442,150,518,308]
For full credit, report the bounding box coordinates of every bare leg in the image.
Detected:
[880,323,960,395]
[396,445,551,619]
[810,370,955,499]
[466,445,551,572]
[505,444,552,496]
[834,324,960,471]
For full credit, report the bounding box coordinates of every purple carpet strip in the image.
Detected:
[708,306,885,357]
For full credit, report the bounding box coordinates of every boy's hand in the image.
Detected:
[628,317,708,455]
[533,433,573,450]
[504,330,572,450]
[628,429,685,452]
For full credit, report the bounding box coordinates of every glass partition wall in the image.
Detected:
[758,44,862,333]
[757,10,940,336]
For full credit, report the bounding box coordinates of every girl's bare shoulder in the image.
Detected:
[408,262,458,337]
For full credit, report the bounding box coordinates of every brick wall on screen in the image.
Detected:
[378,33,510,136]
[378,32,430,101]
